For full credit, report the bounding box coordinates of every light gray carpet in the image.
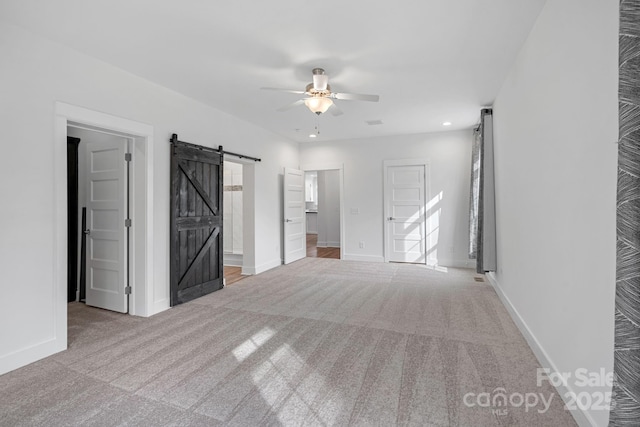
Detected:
[0,258,576,426]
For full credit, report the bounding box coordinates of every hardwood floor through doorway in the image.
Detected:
[223,265,245,286]
[306,234,340,259]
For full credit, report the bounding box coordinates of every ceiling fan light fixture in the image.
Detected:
[304,97,333,115]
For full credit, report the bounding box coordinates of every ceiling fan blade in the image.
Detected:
[329,103,344,116]
[332,92,380,102]
[261,87,306,95]
[276,99,305,112]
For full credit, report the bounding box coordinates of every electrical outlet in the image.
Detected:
[359,241,365,249]
[351,208,360,215]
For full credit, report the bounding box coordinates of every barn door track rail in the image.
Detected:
[170,133,261,162]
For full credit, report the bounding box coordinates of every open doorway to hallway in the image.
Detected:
[306,234,340,258]
[223,159,248,285]
[304,169,341,260]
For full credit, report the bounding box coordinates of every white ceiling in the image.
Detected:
[0,0,546,143]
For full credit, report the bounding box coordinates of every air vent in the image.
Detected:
[365,119,383,126]
[474,276,485,282]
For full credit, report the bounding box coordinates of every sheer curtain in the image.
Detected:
[469,126,481,260]
[469,108,496,274]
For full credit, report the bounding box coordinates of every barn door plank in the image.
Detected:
[178,159,218,215]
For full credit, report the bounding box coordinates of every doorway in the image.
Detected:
[221,155,256,281]
[304,169,341,259]
[223,160,245,285]
[300,164,344,260]
[54,101,155,358]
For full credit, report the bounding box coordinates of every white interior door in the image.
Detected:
[283,167,306,264]
[384,164,426,263]
[85,139,128,313]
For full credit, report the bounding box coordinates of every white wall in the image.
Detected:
[299,130,472,266]
[0,22,298,374]
[316,170,341,247]
[491,1,618,426]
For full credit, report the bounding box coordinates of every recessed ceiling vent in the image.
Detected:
[366,119,383,126]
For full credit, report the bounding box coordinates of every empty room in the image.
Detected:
[0,1,633,426]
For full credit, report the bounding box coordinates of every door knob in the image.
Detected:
[285,219,292,223]
[387,217,395,221]
[83,228,91,235]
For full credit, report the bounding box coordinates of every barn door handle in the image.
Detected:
[83,228,91,235]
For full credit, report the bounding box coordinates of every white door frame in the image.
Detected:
[383,158,430,263]
[54,102,155,347]
[300,163,344,260]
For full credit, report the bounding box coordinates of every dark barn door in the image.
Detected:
[170,140,224,306]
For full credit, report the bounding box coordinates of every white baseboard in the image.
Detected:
[0,338,65,376]
[486,272,596,427]
[436,258,475,269]
[223,253,243,267]
[342,253,385,263]
[317,241,340,248]
[151,299,170,317]
[243,258,282,275]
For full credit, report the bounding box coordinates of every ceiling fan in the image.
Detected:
[261,68,380,116]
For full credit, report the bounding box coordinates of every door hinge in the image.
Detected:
[125,218,132,227]
[125,286,132,295]
[125,153,132,162]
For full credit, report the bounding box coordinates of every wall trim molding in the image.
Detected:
[0,338,63,376]
[317,241,341,248]
[343,253,385,263]
[486,272,594,427]
[435,258,474,269]
[223,253,244,267]
[243,258,282,275]
[152,299,170,316]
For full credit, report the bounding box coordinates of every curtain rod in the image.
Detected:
[169,133,261,162]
